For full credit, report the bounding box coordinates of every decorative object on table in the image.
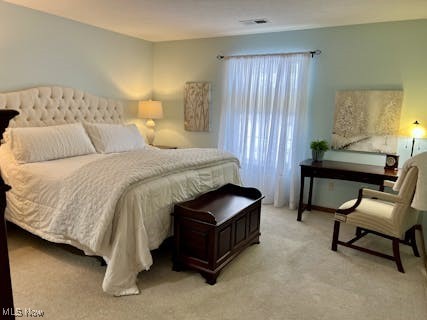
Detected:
[384,154,399,170]
[138,100,163,145]
[409,120,425,157]
[184,82,210,132]
[331,90,403,154]
[310,140,329,162]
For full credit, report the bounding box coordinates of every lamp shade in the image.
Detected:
[138,100,163,119]
[411,120,425,139]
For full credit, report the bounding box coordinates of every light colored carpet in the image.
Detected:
[8,206,427,320]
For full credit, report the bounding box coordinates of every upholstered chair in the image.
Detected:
[331,167,420,272]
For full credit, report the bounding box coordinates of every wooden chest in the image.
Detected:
[172,183,263,284]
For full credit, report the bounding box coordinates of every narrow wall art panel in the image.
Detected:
[332,90,403,154]
[184,82,210,132]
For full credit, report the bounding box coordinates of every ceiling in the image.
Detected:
[5,0,427,42]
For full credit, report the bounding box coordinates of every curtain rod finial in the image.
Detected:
[217,55,225,60]
[311,50,322,57]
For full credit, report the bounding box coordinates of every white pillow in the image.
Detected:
[84,122,146,153]
[8,123,96,164]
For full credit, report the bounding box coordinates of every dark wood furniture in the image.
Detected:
[0,109,19,320]
[333,222,420,274]
[332,187,420,273]
[154,145,177,149]
[172,184,263,284]
[297,159,399,221]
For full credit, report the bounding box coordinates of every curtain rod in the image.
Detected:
[217,49,321,60]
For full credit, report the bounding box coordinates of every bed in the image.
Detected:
[0,86,241,296]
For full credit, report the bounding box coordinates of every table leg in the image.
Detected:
[307,176,314,211]
[297,174,305,221]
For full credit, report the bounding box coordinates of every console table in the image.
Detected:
[0,109,19,319]
[297,159,399,221]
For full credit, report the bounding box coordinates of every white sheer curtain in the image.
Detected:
[218,53,311,208]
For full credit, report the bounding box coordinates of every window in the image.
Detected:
[218,53,311,208]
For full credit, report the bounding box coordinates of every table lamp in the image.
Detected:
[410,120,425,156]
[138,100,163,145]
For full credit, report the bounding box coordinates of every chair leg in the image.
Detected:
[355,227,362,237]
[392,238,404,273]
[409,227,420,257]
[331,220,340,251]
[404,229,411,243]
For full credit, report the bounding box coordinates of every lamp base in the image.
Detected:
[145,119,156,145]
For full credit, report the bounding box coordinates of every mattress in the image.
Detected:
[0,146,241,296]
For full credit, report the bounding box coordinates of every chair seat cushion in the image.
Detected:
[336,198,399,237]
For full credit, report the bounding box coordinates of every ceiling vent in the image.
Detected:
[239,18,270,25]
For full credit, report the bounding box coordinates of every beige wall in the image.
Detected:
[1,2,426,242]
[152,21,427,240]
[152,20,427,158]
[0,1,153,119]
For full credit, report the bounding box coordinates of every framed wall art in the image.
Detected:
[184,82,210,132]
[331,90,403,154]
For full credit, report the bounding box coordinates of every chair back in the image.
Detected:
[396,167,418,203]
[394,167,419,237]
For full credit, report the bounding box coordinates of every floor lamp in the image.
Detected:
[410,120,425,157]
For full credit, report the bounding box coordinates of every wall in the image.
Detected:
[1,3,426,244]
[153,19,427,202]
[0,1,153,118]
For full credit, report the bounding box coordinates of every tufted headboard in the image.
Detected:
[0,86,124,127]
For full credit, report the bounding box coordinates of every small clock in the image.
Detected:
[384,154,399,171]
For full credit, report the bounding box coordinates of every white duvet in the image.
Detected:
[0,147,240,296]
